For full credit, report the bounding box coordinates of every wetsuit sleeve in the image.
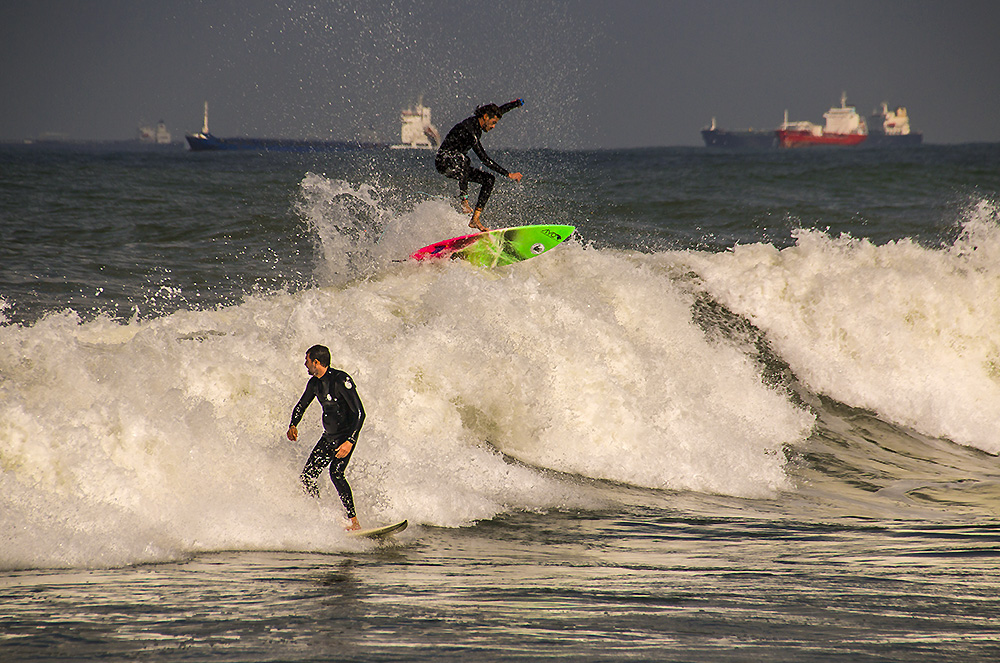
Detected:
[498,99,523,116]
[290,380,316,427]
[338,374,366,440]
[473,139,510,176]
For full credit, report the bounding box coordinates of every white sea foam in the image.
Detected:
[0,175,814,568]
[679,198,1000,454]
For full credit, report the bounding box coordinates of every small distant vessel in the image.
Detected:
[865,102,923,147]
[138,120,172,144]
[32,132,72,143]
[701,117,777,149]
[391,97,440,150]
[777,93,868,148]
[185,102,382,152]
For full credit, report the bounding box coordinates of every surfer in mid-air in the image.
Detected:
[286,345,365,531]
[436,99,524,232]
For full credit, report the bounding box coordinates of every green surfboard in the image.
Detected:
[411,224,575,268]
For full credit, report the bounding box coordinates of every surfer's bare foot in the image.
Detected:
[460,198,474,214]
[469,208,488,232]
[345,517,361,531]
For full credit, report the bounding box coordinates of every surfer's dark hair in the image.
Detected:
[474,103,501,119]
[306,344,331,367]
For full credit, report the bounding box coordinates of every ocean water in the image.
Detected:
[2,141,1000,661]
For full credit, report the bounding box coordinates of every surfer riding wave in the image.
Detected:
[436,99,524,232]
[287,345,366,531]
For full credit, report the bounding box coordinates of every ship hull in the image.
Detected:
[777,130,867,148]
[864,132,923,147]
[185,133,383,152]
[701,129,777,149]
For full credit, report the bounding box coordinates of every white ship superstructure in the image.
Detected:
[866,102,923,146]
[822,93,867,135]
[870,103,912,136]
[138,120,172,144]
[392,98,440,149]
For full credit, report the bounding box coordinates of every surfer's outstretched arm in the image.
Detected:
[498,99,524,116]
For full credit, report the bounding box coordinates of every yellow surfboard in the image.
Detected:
[349,519,408,540]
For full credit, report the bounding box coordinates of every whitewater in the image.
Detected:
[2,173,816,568]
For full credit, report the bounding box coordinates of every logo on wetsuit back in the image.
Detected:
[344,378,354,390]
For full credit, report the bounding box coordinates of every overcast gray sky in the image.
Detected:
[2,0,997,148]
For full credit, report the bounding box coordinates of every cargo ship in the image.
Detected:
[185,102,382,152]
[776,93,868,148]
[700,117,777,149]
[703,94,923,149]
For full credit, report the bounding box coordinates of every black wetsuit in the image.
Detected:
[290,368,365,517]
[435,100,523,210]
